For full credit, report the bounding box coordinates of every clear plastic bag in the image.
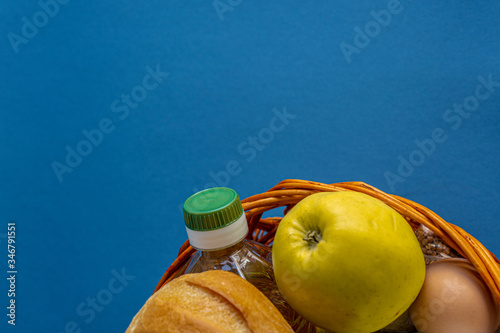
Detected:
[414,225,460,265]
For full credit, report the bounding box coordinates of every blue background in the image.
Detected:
[1,1,500,332]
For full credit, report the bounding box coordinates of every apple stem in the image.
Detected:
[303,230,322,247]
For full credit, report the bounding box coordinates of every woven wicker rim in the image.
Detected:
[154,179,500,305]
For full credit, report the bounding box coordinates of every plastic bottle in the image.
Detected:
[175,187,317,332]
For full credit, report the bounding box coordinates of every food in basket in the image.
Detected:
[125,270,293,333]
[414,225,460,265]
[153,179,500,333]
[272,191,426,333]
[409,258,500,333]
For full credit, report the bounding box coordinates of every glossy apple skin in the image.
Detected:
[272,191,425,333]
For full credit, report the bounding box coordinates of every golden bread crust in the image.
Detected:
[125,270,293,333]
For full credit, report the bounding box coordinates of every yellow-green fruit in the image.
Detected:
[272,191,426,333]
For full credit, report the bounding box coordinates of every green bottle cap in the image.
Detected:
[183,187,244,231]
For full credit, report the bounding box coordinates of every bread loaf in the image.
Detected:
[125,270,294,333]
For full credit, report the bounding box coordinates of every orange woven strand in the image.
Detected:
[390,195,462,253]
[453,225,500,300]
[154,245,195,292]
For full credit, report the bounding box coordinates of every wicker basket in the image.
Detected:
[154,179,500,308]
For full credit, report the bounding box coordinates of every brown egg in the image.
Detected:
[409,258,500,333]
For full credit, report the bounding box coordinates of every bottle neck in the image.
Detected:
[198,239,246,259]
[186,213,249,250]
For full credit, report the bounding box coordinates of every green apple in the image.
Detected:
[272,191,425,333]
